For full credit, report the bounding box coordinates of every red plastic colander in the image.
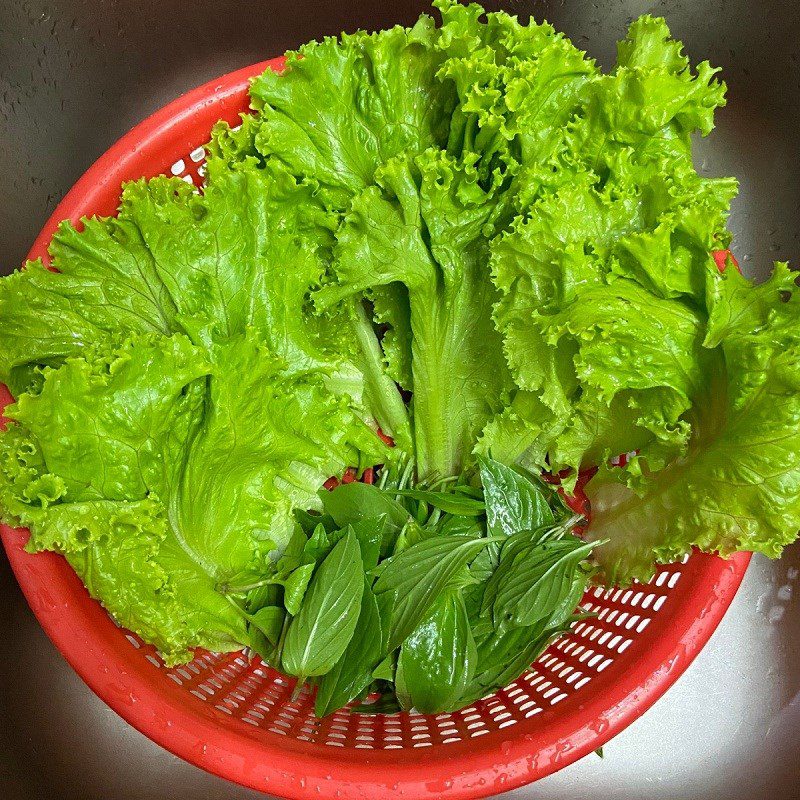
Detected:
[0,60,751,800]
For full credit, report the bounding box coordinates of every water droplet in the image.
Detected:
[767,605,785,624]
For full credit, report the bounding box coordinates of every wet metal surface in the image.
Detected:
[1,1,799,798]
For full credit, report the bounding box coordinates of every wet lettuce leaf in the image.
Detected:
[316,149,512,481]
[0,158,388,663]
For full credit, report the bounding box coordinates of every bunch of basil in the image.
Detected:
[219,456,594,716]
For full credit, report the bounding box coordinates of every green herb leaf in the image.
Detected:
[478,456,555,537]
[549,569,590,628]
[373,534,498,650]
[283,563,316,616]
[487,536,595,628]
[396,589,476,713]
[282,530,364,680]
[392,489,486,516]
[301,523,330,565]
[372,654,396,682]
[346,519,385,572]
[250,606,285,647]
[314,579,383,717]
[350,693,402,715]
[321,482,411,543]
[294,509,338,537]
[459,619,553,706]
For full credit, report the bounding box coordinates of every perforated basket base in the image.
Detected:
[0,61,751,800]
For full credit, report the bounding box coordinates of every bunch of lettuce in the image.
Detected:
[0,0,798,690]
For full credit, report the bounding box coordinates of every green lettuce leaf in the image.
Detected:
[0,157,405,436]
[435,0,595,188]
[316,149,512,480]
[0,155,393,662]
[587,266,800,582]
[228,16,456,210]
[177,333,385,567]
[481,14,737,479]
[0,336,247,664]
[7,334,207,503]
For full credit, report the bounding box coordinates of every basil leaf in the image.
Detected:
[463,579,493,642]
[372,654,395,682]
[459,620,552,706]
[346,519,385,572]
[375,589,396,652]
[301,523,330,564]
[453,484,483,499]
[374,534,498,650]
[274,525,308,576]
[392,489,486,516]
[314,579,383,717]
[247,626,275,664]
[549,568,590,628]
[250,605,285,646]
[246,582,282,615]
[390,519,434,556]
[283,563,315,616]
[294,508,338,536]
[489,536,595,628]
[478,456,556,537]
[237,600,286,664]
[282,530,364,680]
[322,481,411,531]
[396,590,476,713]
[436,514,485,539]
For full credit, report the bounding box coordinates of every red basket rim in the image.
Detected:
[0,60,752,800]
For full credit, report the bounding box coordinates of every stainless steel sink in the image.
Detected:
[1,1,798,798]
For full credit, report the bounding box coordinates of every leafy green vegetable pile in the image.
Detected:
[223,458,592,715]
[1,1,799,714]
